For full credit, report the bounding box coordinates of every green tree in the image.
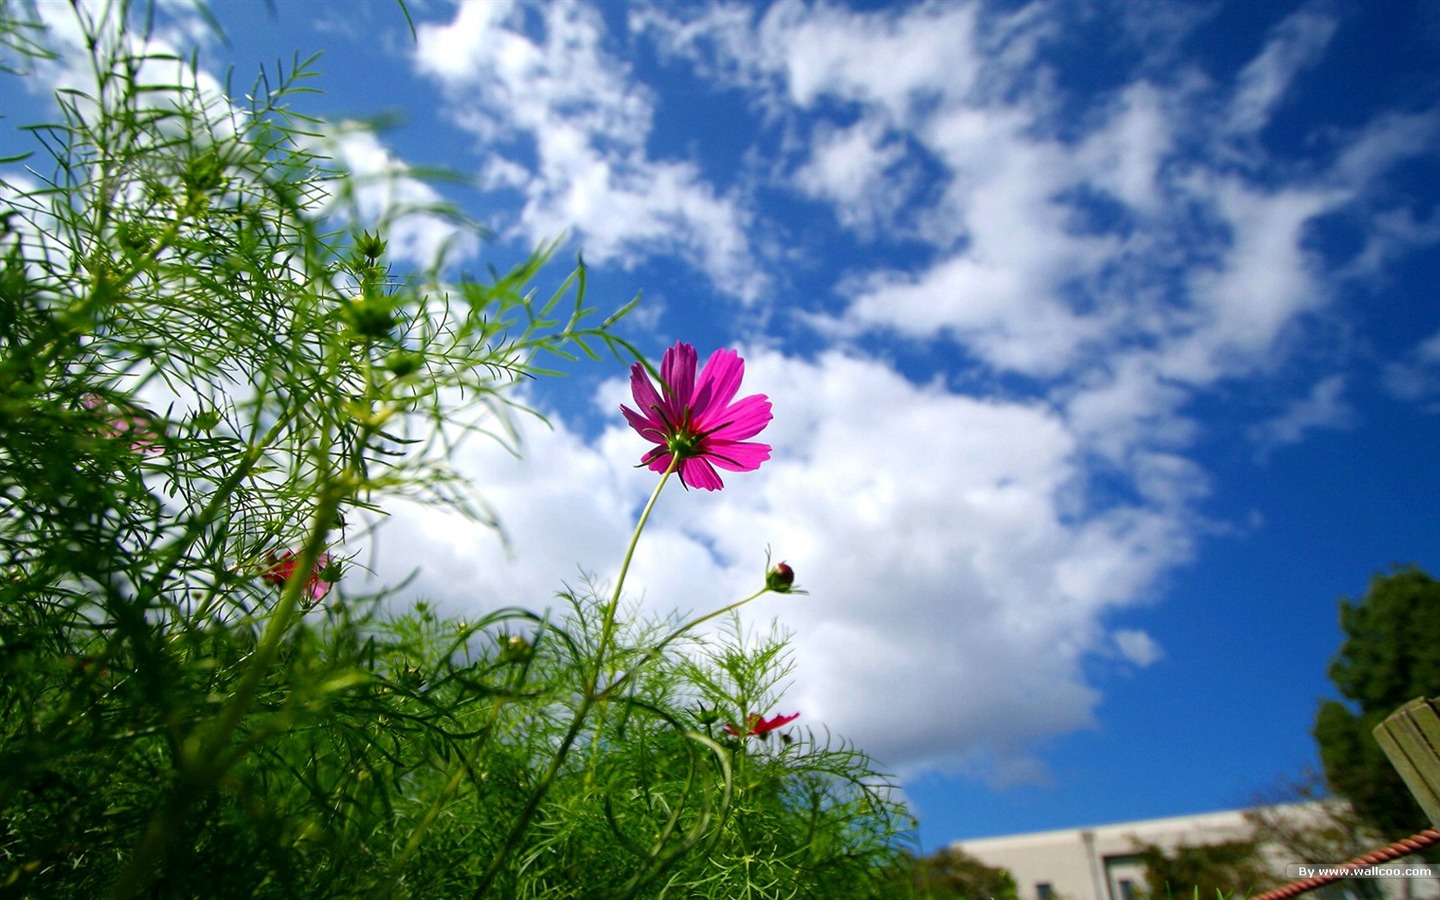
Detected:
[1136,839,1272,900]
[1313,566,1440,843]
[878,846,1019,899]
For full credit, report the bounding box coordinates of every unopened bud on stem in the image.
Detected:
[766,561,795,593]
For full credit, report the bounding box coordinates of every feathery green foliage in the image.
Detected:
[0,3,912,896]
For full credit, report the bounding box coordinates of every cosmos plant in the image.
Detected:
[0,3,911,897]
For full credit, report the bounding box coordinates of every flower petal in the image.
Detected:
[627,363,664,423]
[754,712,799,734]
[708,394,772,442]
[621,403,665,442]
[659,341,697,409]
[704,440,771,472]
[643,447,674,472]
[692,348,743,422]
[679,457,724,491]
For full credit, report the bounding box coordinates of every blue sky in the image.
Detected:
[8,0,1440,851]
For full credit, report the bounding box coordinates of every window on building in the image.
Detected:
[1117,878,1137,900]
[1036,883,1054,900]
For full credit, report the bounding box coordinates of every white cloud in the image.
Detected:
[641,2,1352,390]
[1165,180,1346,383]
[363,348,1197,783]
[317,126,482,270]
[1340,205,1440,280]
[756,1,983,120]
[1226,7,1338,136]
[411,0,764,301]
[361,406,643,618]
[725,351,1196,780]
[793,119,915,236]
[1077,81,1175,214]
[638,0,1434,390]
[1384,329,1440,412]
[1332,111,1440,192]
[1112,628,1164,668]
[359,0,1437,785]
[844,243,1109,377]
[1061,354,1198,466]
[1247,375,1356,460]
[779,16,1363,391]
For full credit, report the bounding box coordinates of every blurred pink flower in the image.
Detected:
[723,711,799,738]
[261,550,335,603]
[621,341,772,491]
[83,394,163,454]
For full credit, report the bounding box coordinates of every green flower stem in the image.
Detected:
[654,588,769,654]
[576,583,772,804]
[114,394,362,898]
[388,664,521,887]
[476,607,729,899]
[591,453,679,695]
[110,482,344,900]
[475,456,680,897]
[602,586,771,701]
[204,488,344,765]
[472,689,593,898]
[181,408,301,625]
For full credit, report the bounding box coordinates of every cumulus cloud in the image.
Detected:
[1166,181,1346,383]
[1112,628,1164,668]
[633,0,1438,474]
[363,348,1197,783]
[25,0,1434,790]
[758,1,985,118]
[361,404,641,617]
[792,119,918,237]
[410,0,764,301]
[316,126,482,270]
[640,0,1433,375]
[349,0,1440,784]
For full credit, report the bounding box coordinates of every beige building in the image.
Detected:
[951,803,1438,900]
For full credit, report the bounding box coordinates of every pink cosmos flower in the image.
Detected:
[82,394,163,455]
[621,341,772,491]
[261,550,335,604]
[723,711,800,738]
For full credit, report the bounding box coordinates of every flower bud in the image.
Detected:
[342,293,397,340]
[357,229,388,261]
[191,408,222,432]
[765,561,795,593]
[386,349,423,378]
[399,664,425,689]
[499,633,532,663]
